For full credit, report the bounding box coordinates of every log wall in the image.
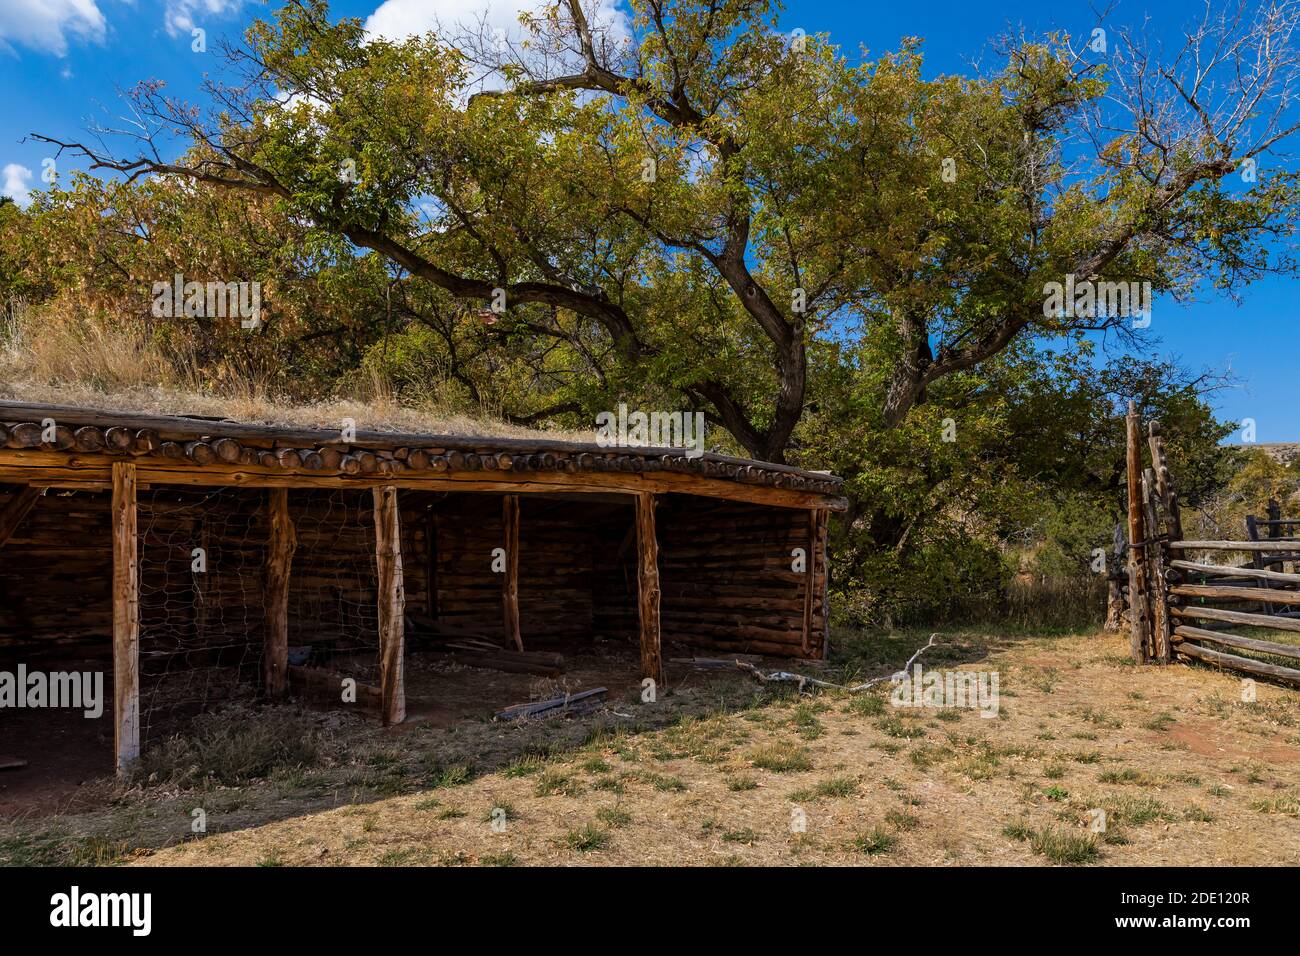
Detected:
[0,487,112,651]
[0,486,827,662]
[657,496,828,658]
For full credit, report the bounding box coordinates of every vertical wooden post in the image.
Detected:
[1126,401,1151,663]
[502,494,522,652]
[111,462,140,775]
[817,507,831,658]
[373,486,406,726]
[635,492,663,686]
[425,508,439,621]
[1142,469,1172,663]
[1266,499,1282,571]
[1104,522,1124,632]
[1147,421,1184,557]
[801,509,829,658]
[801,510,816,657]
[264,488,296,697]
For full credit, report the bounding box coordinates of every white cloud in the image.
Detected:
[0,0,106,56]
[365,0,630,96]
[365,0,519,43]
[163,0,245,38]
[365,0,628,50]
[2,163,34,208]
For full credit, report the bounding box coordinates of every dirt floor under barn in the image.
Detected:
[0,640,658,817]
[2,627,1299,867]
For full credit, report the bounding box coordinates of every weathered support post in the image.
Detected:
[425,508,439,621]
[1126,401,1152,663]
[1105,523,1126,632]
[263,488,296,697]
[373,486,406,726]
[1142,468,1173,663]
[111,462,140,775]
[635,491,663,686]
[502,494,522,652]
[820,509,831,656]
[1147,421,1184,557]
[1266,498,1283,572]
[802,508,830,658]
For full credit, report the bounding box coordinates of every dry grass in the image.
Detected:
[0,301,586,441]
[32,628,1288,868]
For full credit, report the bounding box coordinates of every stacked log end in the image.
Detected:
[0,419,844,496]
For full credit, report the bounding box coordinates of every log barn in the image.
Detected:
[0,400,845,777]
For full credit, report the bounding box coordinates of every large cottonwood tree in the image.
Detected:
[34,0,1300,461]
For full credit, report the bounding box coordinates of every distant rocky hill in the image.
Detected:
[1226,443,1300,465]
[1259,443,1300,466]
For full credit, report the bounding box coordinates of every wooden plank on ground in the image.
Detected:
[496,687,607,720]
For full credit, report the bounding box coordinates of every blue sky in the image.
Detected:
[0,0,1295,439]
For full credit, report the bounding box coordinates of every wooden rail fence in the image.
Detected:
[1124,402,1300,686]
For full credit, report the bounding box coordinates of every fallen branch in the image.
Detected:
[846,633,940,692]
[732,633,941,694]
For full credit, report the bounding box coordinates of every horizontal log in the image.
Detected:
[1172,540,1294,552]
[1173,625,1300,660]
[1170,605,1300,633]
[1172,558,1300,586]
[0,450,847,511]
[1175,639,1300,685]
[1171,583,1300,606]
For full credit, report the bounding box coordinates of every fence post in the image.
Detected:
[112,462,140,775]
[1126,402,1152,663]
[1142,468,1173,663]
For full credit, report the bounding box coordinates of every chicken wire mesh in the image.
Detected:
[137,486,383,744]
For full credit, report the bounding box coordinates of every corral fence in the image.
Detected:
[1124,402,1300,685]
